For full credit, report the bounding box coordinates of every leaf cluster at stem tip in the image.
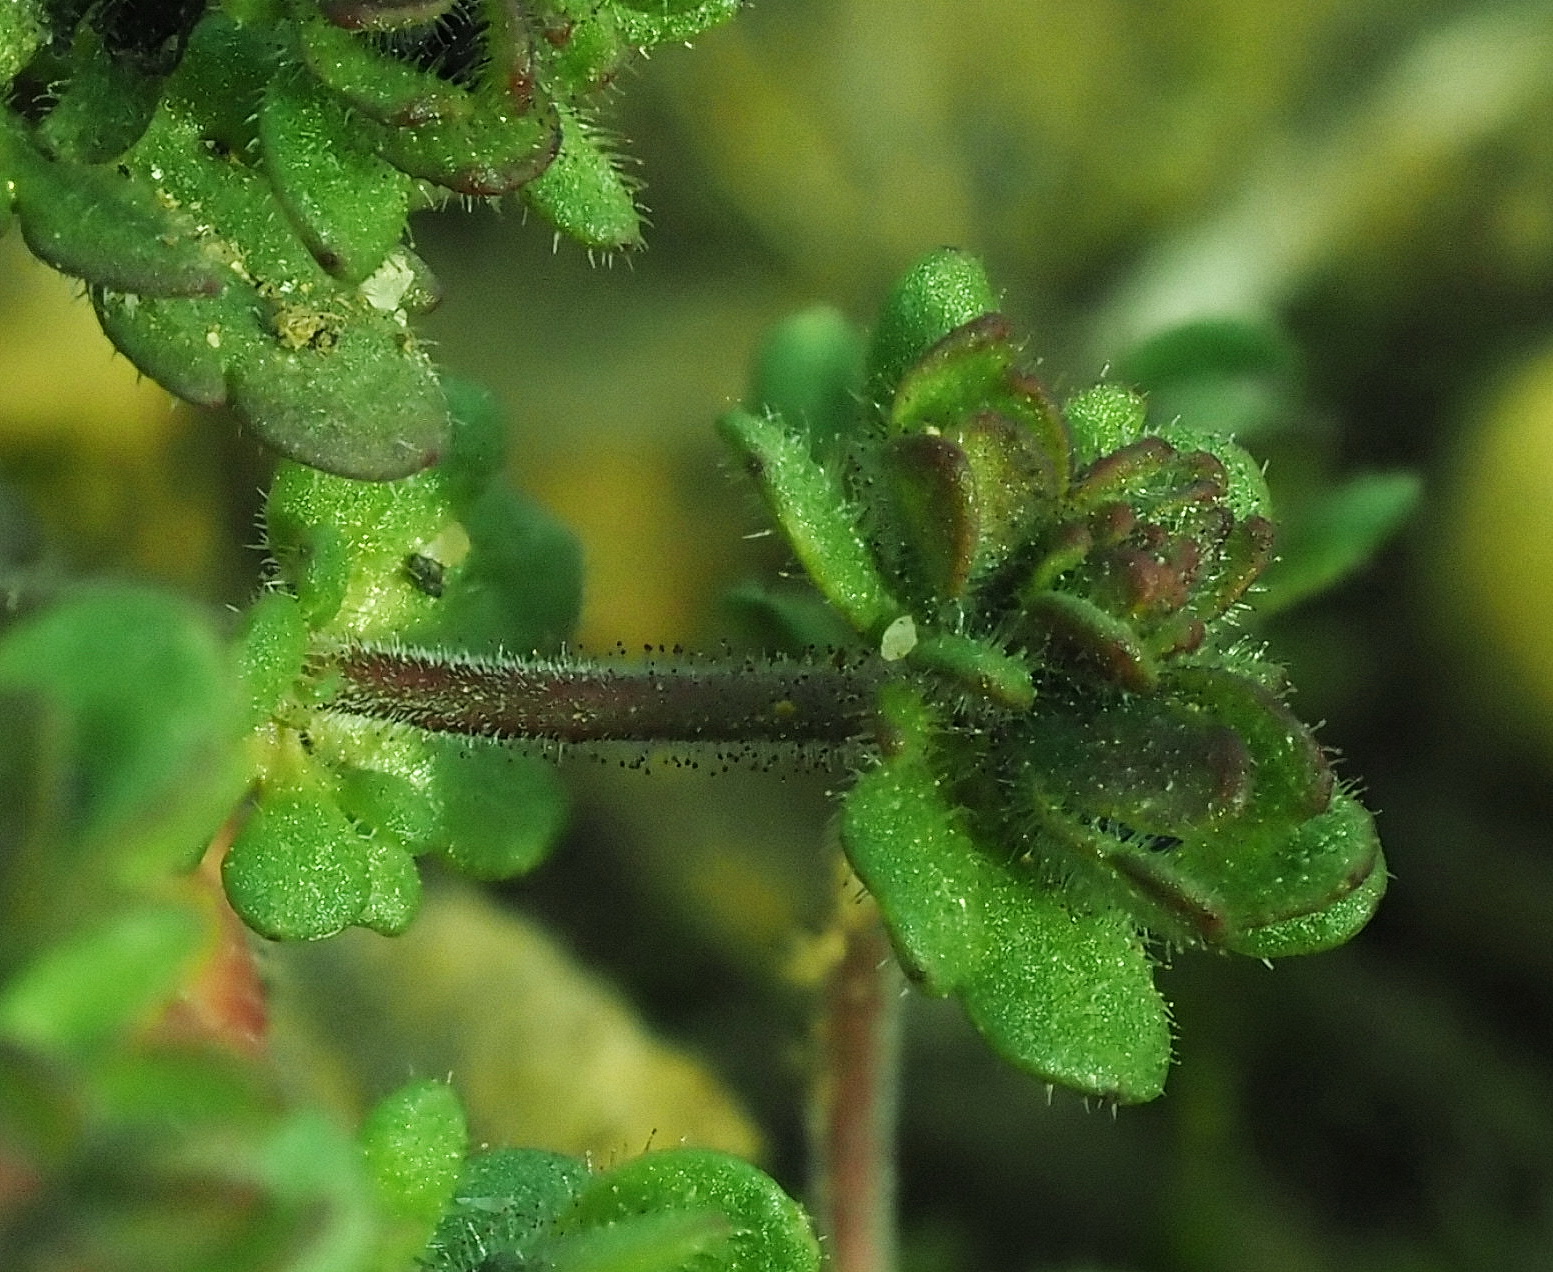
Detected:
[720,248,1389,1102]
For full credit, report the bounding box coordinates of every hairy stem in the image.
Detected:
[811,881,902,1272]
[319,645,883,748]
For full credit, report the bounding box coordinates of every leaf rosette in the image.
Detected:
[2,0,741,478]
[721,250,1386,1101]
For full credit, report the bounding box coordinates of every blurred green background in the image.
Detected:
[6,0,1553,1268]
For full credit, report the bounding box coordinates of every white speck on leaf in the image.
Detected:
[880,615,917,662]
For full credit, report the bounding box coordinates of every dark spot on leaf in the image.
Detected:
[404,552,446,597]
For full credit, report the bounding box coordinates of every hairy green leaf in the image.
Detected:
[362,1077,469,1265]
[719,407,901,637]
[423,1148,590,1271]
[260,65,412,284]
[223,788,374,940]
[865,247,999,402]
[522,108,643,251]
[840,686,1172,1102]
[561,1148,820,1272]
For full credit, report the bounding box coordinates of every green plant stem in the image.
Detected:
[811,883,902,1272]
[321,645,883,748]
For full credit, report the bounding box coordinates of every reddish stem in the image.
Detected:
[155,828,268,1056]
[322,646,881,748]
[811,885,902,1272]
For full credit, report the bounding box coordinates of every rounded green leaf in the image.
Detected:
[840,686,1172,1101]
[1024,694,1253,836]
[865,248,998,402]
[1020,589,1161,692]
[223,789,372,940]
[1118,317,1299,389]
[91,288,235,408]
[335,766,442,849]
[881,431,980,599]
[562,1149,820,1272]
[959,890,1169,1105]
[260,65,412,284]
[1164,665,1332,832]
[439,376,510,503]
[85,19,454,480]
[357,834,423,935]
[423,1148,591,1272]
[840,733,987,993]
[720,582,857,655]
[12,150,228,297]
[366,99,559,197]
[436,744,569,881]
[537,4,627,91]
[253,1109,379,1272]
[1064,383,1148,467]
[235,589,312,725]
[361,1078,468,1234]
[227,317,449,480]
[447,486,585,655]
[888,318,1067,480]
[317,0,461,32]
[1116,317,1300,441]
[1168,786,1384,944]
[264,458,457,640]
[36,30,163,162]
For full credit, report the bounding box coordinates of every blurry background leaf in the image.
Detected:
[0,905,206,1059]
[0,585,248,911]
[1258,470,1424,615]
[266,882,763,1163]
